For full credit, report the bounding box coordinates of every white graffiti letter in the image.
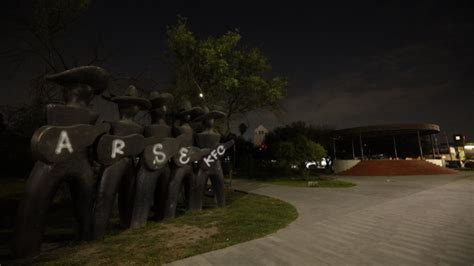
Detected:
[179,147,190,165]
[153,143,166,165]
[211,150,218,160]
[204,155,214,167]
[111,139,125,159]
[217,145,225,156]
[55,130,74,155]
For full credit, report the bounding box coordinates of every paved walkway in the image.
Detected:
[170,174,474,265]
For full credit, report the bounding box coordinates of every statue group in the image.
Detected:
[12,65,234,258]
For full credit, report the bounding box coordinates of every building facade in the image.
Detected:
[253,124,268,146]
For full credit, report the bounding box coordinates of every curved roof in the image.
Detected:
[332,123,440,139]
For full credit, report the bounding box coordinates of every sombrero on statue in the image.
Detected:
[112,85,151,110]
[45,65,110,94]
[194,106,226,122]
[177,100,204,120]
[149,91,174,108]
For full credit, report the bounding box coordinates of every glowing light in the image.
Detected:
[199,93,204,98]
[305,161,316,168]
[305,159,327,169]
[465,145,474,150]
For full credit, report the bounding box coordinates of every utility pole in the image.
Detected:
[430,134,436,159]
[434,135,440,156]
[393,136,398,159]
[359,133,364,160]
[351,139,355,159]
[417,131,424,159]
[444,132,453,161]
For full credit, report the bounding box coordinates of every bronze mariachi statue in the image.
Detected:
[194,107,234,209]
[13,66,110,258]
[163,101,209,219]
[93,85,148,238]
[12,65,234,258]
[129,91,181,228]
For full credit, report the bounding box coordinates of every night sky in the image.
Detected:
[1,0,473,138]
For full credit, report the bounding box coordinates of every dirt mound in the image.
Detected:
[339,160,458,176]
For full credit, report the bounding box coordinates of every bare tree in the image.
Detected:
[1,0,112,102]
[0,0,116,135]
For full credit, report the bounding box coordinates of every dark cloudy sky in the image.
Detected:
[1,0,473,138]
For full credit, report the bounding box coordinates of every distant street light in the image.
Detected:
[199,92,204,98]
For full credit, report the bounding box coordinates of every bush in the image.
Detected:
[272,135,327,176]
[464,161,474,169]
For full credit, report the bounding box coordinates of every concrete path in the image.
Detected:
[170,174,474,265]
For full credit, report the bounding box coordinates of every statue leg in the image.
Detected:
[153,166,170,221]
[12,161,63,258]
[182,170,192,209]
[118,158,135,227]
[164,166,188,219]
[68,158,96,241]
[209,161,226,207]
[187,168,207,211]
[93,158,129,239]
[129,163,159,229]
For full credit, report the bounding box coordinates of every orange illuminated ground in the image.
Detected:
[339,160,458,176]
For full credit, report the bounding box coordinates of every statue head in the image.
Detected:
[176,100,203,124]
[112,85,151,121]
[149,91,174,123]
[203,118,215,128]
[45,66,110,107]
[194,106,226,130]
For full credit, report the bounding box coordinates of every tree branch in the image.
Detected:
[51,41,68,70]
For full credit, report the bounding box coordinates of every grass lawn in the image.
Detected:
[0,178,297,265]
[458,168,474,171]
[0,178,25,198]
[234,173,356,188]
[267,178,356,188]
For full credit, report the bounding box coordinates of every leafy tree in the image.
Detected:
[264,121,334,154]
[166,18,287,135]
[273,135,327,169]
[275,141,296,165]
[262,122,329,176]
